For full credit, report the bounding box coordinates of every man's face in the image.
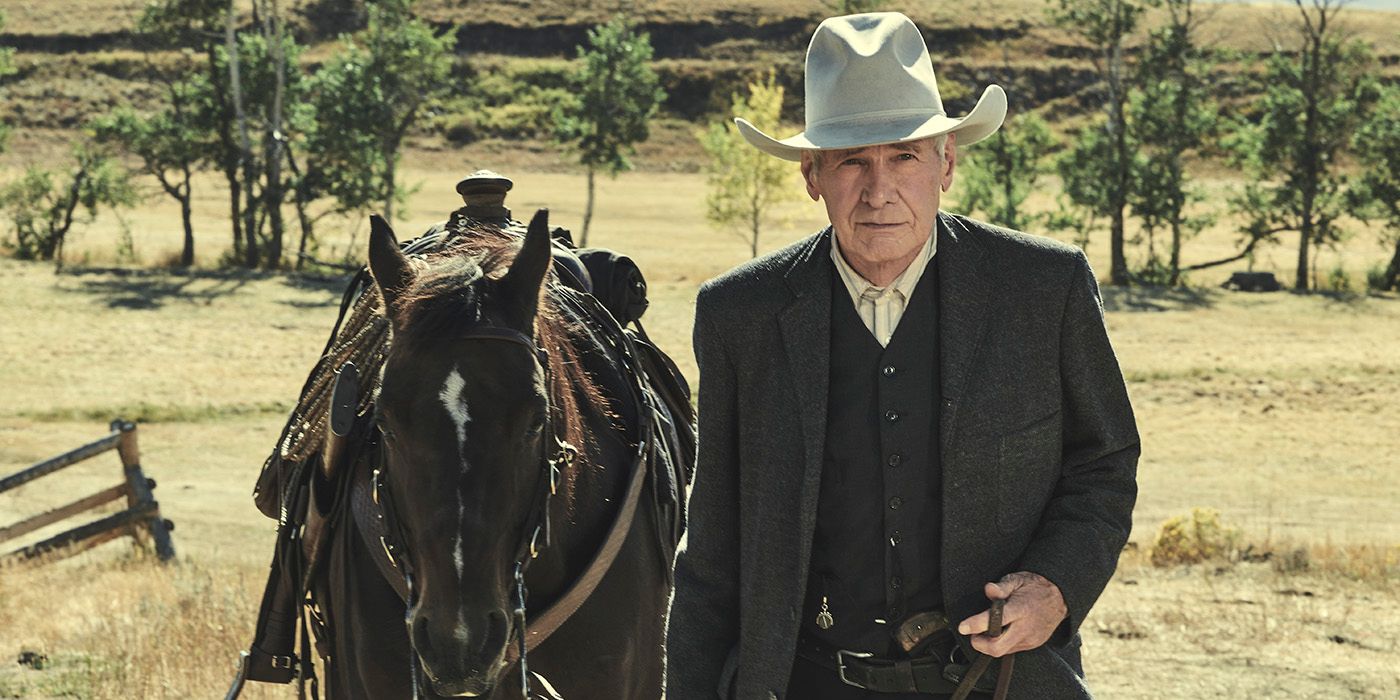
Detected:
[801,136,955,274]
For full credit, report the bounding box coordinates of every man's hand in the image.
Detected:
[956,571,1066,657]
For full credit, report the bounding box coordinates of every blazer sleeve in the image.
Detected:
[1016,250,1140,642]
[665,289,742,699]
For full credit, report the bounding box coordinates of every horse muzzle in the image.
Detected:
[412,608,512,697]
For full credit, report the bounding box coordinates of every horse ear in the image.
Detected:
[499,208,552,326]
[368,214,411,315]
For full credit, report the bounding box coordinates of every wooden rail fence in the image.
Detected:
[0,420,176,567]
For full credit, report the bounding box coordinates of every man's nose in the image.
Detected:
[861,161,897,206]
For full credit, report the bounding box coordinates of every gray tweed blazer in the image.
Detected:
[664,212,1139,700]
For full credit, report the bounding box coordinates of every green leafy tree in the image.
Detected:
[139,0,247,258]
[1348,83,1400,291]
[214,29,309,268]
[959,113,1056,232]
[305,0,453,229]
[93,73,214,267]
[1055,121,1144,257]
[1225,0,1376,291]
[1,145,138,265]
[1048,0,1152,285]
[1127,0,1217,285]
[139,0,312,269]
[555,17,665,246]
[700,71,801,259]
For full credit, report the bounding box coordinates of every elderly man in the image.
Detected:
[665,12,1139,700]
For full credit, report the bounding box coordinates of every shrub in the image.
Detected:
[1150,507,1242,567]
[1365,263,1390,292]
[1324,264,1355,294]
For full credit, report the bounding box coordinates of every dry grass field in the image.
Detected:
[0,153,1398,697]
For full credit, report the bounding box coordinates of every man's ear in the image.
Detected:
[941,133,957,193]
[801,152,822,202]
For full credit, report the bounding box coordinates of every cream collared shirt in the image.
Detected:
[829,228,938,347]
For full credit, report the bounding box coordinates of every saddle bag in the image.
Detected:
[576,248,649,326]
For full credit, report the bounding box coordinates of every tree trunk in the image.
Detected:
[262,0,287,269]
[205,43,243,257]
[1295,10,1324,292]
[384,153,396,225]
[1168,219,1182,286]
[998,134,1016,229]
[51,169,89,266]
[1109,26,1130,287]
[582,168,596,247]
[295,200,314,271]
[1295,225,1311,291]
[284,147,314,271]
[180,168,195,267]
[1169,12,1191,288]
[227,0,259,268]
[1384,235,1400,291]
[227,174,243,257]
[750,193,760,259]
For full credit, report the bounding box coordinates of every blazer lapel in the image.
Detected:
[778,229,833,560]
[937,212,992,455]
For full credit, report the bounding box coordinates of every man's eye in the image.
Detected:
[896,152,916,161]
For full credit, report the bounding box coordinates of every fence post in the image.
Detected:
[114,420,176,562]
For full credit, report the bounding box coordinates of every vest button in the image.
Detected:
[887,453,902,467]
[885,410,900,423]
[882,364,897,377]
[889,497,903,510]
[890,576,903,589]
[890,531,903,546]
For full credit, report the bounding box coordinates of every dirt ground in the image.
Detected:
[1,166,1398,697]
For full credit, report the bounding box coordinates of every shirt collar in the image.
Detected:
[829,223,938,302]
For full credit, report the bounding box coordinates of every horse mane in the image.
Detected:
[388,227,612,505]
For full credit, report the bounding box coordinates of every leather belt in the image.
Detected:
[795,634,965,695]
[794,599,1012,699]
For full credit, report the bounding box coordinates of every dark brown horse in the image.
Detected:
[312,211,680,699]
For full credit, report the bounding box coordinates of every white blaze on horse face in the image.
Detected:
[439,366,471,581]
[439,367,471,457]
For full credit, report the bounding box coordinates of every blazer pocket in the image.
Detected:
[995,409,1061,534]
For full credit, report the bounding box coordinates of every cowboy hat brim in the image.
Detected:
[734,84,1007,162]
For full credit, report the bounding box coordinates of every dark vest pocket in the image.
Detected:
[995,409,1061,534]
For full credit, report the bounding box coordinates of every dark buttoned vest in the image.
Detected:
[800,257,942,655]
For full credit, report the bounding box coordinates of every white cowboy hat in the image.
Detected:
[736,12,1007,161]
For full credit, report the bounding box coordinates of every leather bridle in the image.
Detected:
[369,323,578,698]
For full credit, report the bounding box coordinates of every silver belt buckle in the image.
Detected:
[835,649,874,688]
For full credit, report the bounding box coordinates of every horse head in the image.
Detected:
[367,210,559,697]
